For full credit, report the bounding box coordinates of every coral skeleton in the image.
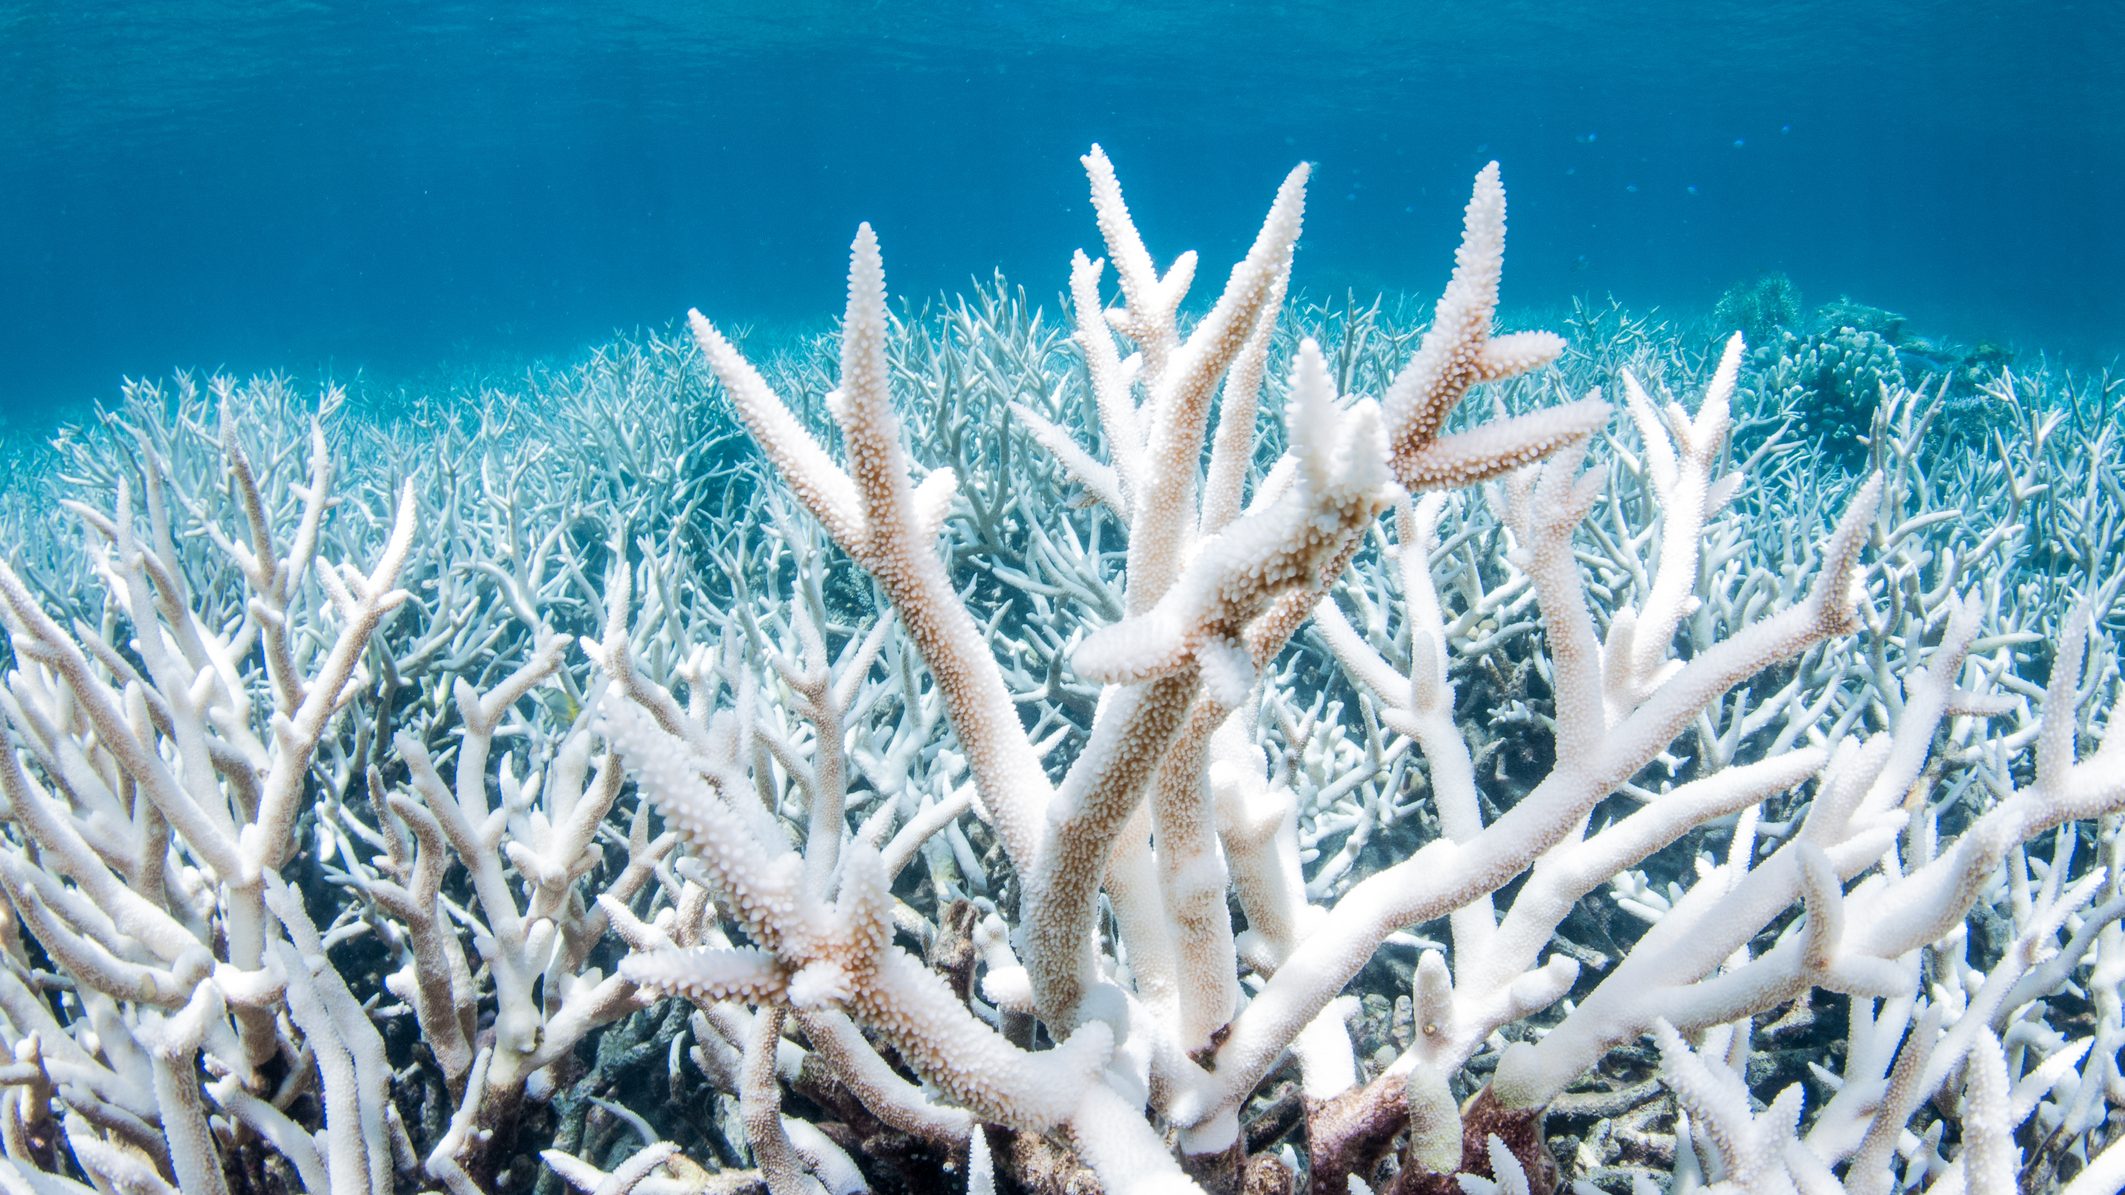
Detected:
[0,144,2120,1195]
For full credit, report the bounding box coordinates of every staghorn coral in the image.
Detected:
[0,146,2119,1195]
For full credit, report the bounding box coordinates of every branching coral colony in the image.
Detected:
[1,147,2123,1195]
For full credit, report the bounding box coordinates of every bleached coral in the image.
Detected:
[0,143,2118,1195]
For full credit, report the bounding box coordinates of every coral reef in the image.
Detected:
[0,147,2120,1195]
[1725,285,2036,469]
[1710,273,1802,351]
[1746,325,1906,467]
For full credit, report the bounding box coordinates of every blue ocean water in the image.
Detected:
[2,1,2118,429]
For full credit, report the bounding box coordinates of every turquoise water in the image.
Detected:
[2,0,2118,423]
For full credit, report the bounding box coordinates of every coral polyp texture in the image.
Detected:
[0,146,2121,1195]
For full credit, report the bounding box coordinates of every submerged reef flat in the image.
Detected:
[0,148,2122,1195]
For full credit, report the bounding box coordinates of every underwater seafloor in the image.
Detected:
[0,138,2121,1194]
